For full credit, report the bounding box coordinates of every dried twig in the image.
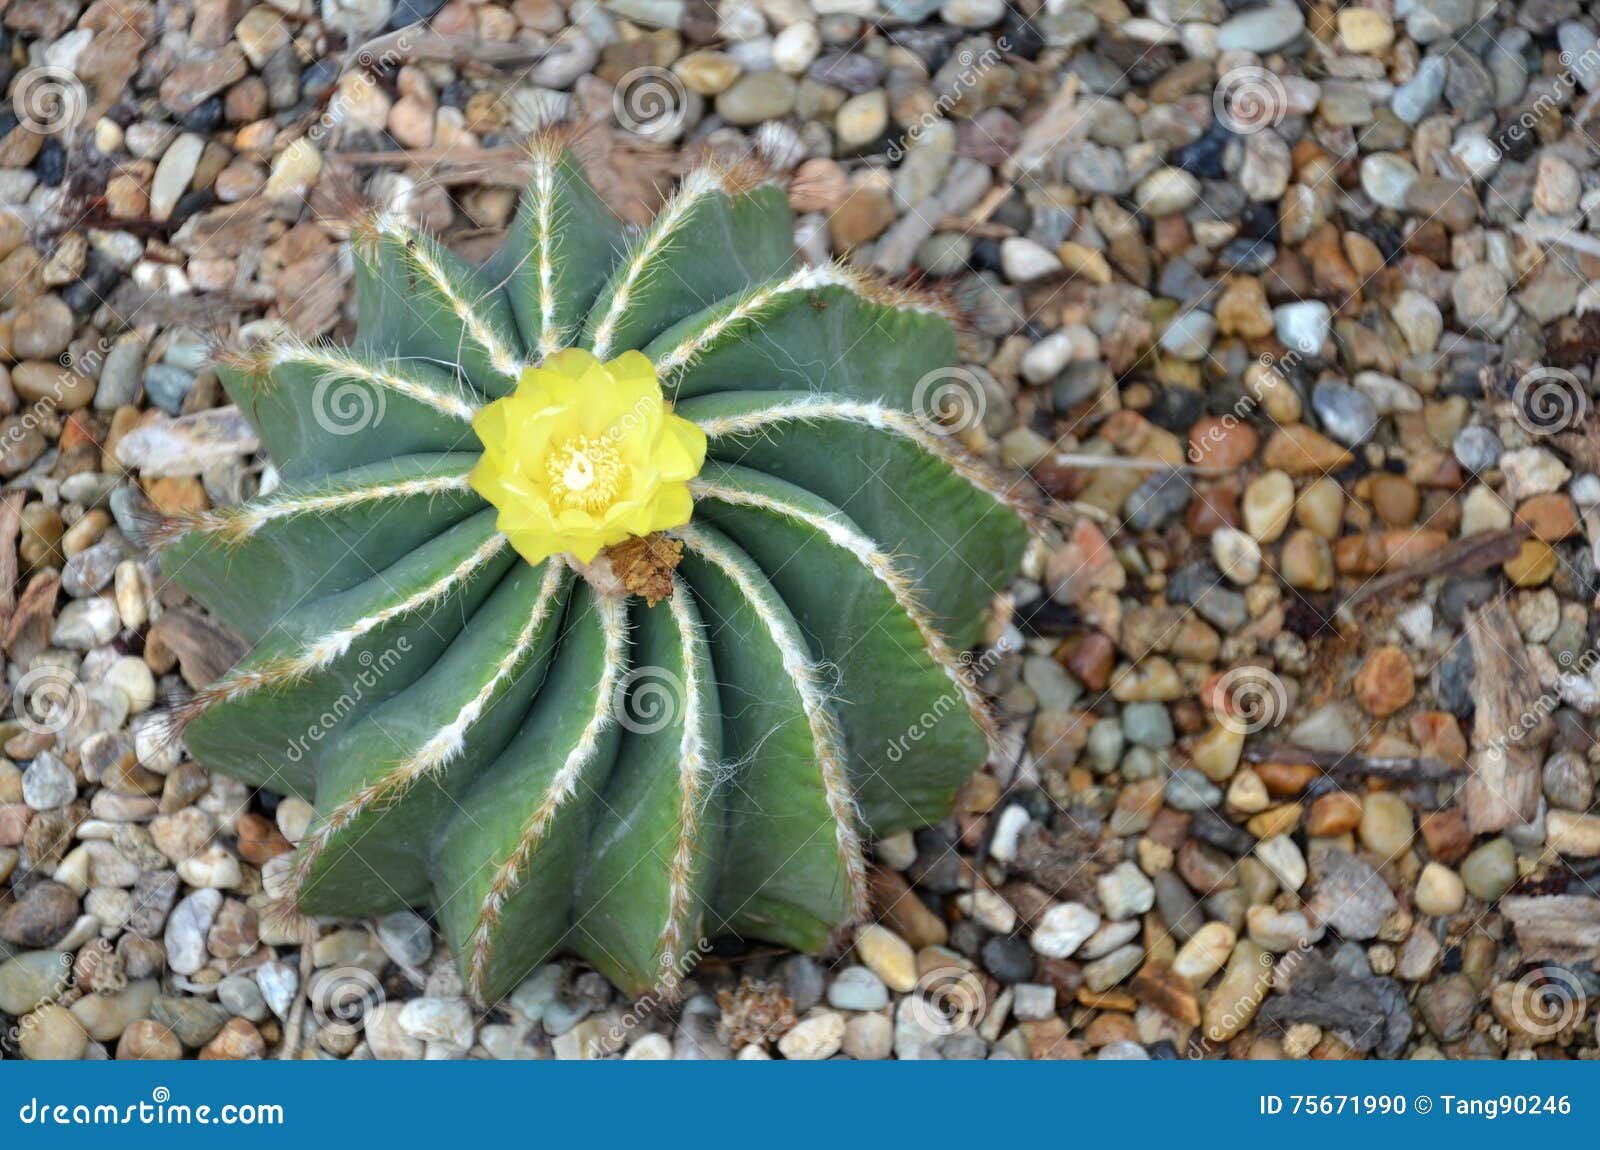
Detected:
[339,25,561,79]
[334,146,535,188]
[278,943,315,1060]
[1242,744,1458,783]
[1336,525,1528,618]
[1513,223,1600,259]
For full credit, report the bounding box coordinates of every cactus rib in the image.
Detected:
[465,591,629,998]
[672,521,869,921]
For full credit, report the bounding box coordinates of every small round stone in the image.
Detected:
[1414,862,1466,917]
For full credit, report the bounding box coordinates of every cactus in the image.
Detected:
[160,137,1030,1003]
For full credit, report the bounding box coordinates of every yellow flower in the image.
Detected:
[469,349,706,565]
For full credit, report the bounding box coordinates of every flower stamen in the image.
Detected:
[545,435,626,512]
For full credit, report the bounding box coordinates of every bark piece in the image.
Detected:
[1463,600,1546,833]
[1501,895,1600,967]
[147,608,247,689]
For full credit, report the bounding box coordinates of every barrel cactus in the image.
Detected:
[158,135,1029,1004]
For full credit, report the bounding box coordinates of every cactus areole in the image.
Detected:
[163,138,1029,1004]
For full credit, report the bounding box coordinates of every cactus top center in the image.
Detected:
[468,348,707,567]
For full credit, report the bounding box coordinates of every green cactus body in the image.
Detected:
[162,139,1029,1003]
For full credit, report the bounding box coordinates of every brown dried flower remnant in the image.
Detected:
[606,532,684,606]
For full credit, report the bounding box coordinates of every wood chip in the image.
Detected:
[0,490,26,634]
[147,608,247,689]
[1463,600,1547,833]
[1500,895,1600,967]
[4,571,59,664]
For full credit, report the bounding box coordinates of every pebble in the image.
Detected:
[1216,5,1304,53]
[716,73,798,125]
[1360,154,1418,211]
[1134,169,1199,216]
[1273,301,1331,356]
[843,1012,893,1060]
[0,882,79,948]
[22,753,76,810]
[1031,902,1100,958]
[1414,862,1466,917]
[12,296,74,360]
[164,888,222,976]
[1311,380,1378,447]
[399,997,475,1051]
[777,1011,846,1059]
[854,924,917,992]
[0,950,70,1014]
[827,966,889,1011]
[1460,837,1516,902]
[20,1003,87,1060]
[1255,835,1307,892]
[999,237,1061,283]
[1307,850,1397,940]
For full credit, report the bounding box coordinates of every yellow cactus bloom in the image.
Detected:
[469,349,706,565]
